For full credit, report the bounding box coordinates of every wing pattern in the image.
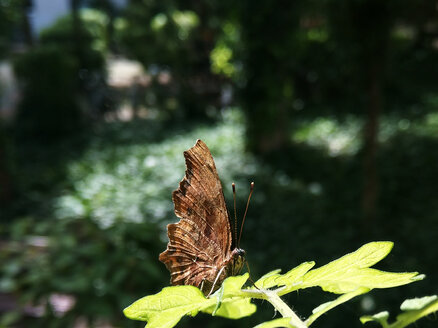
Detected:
[159,140,232,293]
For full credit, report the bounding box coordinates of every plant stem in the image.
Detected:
[264,290,307,328]
[243,288,307,328]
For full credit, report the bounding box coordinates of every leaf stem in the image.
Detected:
[242,288,307,328]
[264,290,307,328]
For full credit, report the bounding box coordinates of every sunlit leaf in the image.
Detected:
[255,269,282,289]
[204,297,256,319]
[298,242,421,294]
[123,286,214,328]
[219,273,250,297]
[124,242,424,328]
[400,295,437,311]
[253,317,296,328]
[203,274,256,319]
[124,274,255,327]
[255,242,420,296]
[360,311,389,326]
[394,295,438,328]
[360,295,438,328]
[275,262,315,288]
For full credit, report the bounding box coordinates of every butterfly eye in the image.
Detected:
[237,249,246,257]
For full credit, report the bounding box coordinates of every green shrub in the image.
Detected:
[13,47,83,141]
[13,9,108,142]
[0,216,164,327]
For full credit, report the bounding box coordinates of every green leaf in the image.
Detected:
[203,274,256,319]
[400,295,437,311]
[393,295,438,328]
[219,273,250,297]
[360,295,438,328]
[295,242,420,294]
[275,262,315,288]
[255,269,283,289]
[124,274,255,328]
[254,262,315,290]
[205,297,257,319]
[257,242,420,296]
[306,287,370,325]
[123,285,215,328]
[360,311,389,327]
[253,317,296,328]
[124,242,424,328]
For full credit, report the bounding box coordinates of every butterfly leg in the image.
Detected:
[207,266,226,297]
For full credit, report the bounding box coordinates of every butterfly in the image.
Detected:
[159,139,253,296]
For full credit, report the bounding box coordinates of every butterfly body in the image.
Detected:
[159,140,245,296]
[227,247,246,276]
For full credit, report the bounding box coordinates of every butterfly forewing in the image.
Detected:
[159,140,233,293]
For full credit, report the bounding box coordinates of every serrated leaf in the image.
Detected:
[218,273,250,297]
[315,268,419,294]
[307,287,369,325]
[307,241,393,277]
[393,295,438,328]
[400,295,437,311]
[203,274,256,319]
[204,297,257,319]
[255,269,283,289]
[124,274,254,328]
[254,263,315,290]
[297,242,420,294]
[360,295,438,328]
[123,286,215,328]
[253,317,295,328]
[360,311,389,326]
[275,262,315,288]
[124,242,424,328]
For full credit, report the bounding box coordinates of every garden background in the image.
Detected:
[0,0,437,327]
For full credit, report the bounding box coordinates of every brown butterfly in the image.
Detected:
[159,139,253,296]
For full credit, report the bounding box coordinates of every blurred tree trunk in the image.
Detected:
[70,0,84,69]
[356,1,391,225]
[362,60,384,225]
[239,1,301,154]
[0,123,13,207]
[21,0,34,46]
[329,0,391,225]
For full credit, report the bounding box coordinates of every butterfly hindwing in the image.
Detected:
[159,140,233,293]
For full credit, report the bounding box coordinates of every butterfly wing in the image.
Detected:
[159,140,232,292]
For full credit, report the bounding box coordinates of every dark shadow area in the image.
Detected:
[238,130,438,328]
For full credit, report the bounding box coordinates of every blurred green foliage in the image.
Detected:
[1,0,438,327]
[52,110,246,228]
[12,9,108,142]
[115,0,233,118]
[39,9,108,64]
[1,215,164,328]
[1,110,252,327]
[0,0,25,56]
[237,0,438,153]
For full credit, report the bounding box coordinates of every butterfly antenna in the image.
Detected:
[238,182,254,247]
[232,183,238,245]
